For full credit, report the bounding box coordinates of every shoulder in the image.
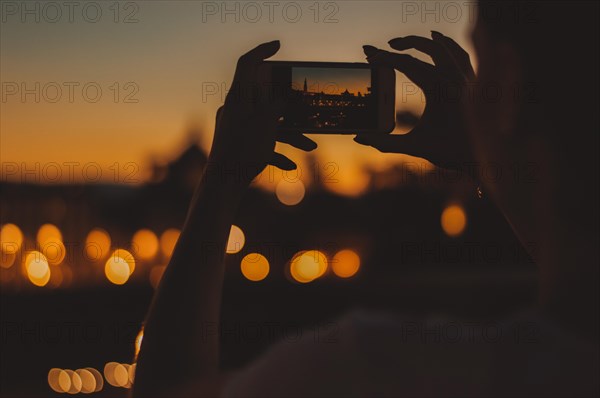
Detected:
[221,308,491,398]
[220,307,599,398]
[222,309,368,398]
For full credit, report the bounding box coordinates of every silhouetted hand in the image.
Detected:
[208,40,317,187]
[355,31,476,170]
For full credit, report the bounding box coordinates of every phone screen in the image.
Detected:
[271,64,378,131]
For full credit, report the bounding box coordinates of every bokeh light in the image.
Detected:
[104,362,133,388]
[64,369,82,394]
[25,251,51,287]
[0,252,16,269]
[48,368,69,393]
[85,367,104,392]
[226,225,245,254]
[132,229,159,260]
[37,224,65,265]
[112,249,135,274]
[48,265,64,288]
[289,250,328,283]
[85,228,111,261]
[160,228,180,258]
[42,241,66,266]
[36,223,62,246]
[240,253,270,282]
[104,250,133,285]
[128,363,136,384]
[103,362,119,387]
[441,204,467,237]
[113,364,129,387]
[332,249,361,278]
[0,223,23,255]
[276,180,305,206]
[76,368,96,393]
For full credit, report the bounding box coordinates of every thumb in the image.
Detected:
[354,131,422,157]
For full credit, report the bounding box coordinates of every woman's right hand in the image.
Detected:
[354,31,476,171]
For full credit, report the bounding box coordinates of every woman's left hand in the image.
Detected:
[207,40,317,188]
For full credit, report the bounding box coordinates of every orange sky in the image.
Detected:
[1,1,475,195]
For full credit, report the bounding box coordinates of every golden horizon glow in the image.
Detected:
[2,1,473,198]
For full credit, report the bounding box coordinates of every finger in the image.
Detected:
[227,40,281,109]
[233,40,280,85]
[354,130,422,157]
[387,35,457,74]
[269,152,297,171]
[277,134,318,152]
[431,31,476,79]
[363,45,438,90]
[215,106,225,129]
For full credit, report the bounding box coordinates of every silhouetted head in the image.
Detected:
[469,1,598,317]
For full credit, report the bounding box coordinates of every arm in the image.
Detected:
[132,174,241,397]
[132,40,316,397]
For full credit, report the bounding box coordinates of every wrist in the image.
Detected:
[187,170,246,223]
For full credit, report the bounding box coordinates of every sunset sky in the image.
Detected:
[1,1,475,195]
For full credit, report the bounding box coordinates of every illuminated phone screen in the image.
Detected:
[275,66,377,130]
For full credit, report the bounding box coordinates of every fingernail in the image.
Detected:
[362,45,378,57]
[431,31,443,39]
[267,40,280,48]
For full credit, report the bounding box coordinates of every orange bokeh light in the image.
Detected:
[441,204,467,237]
[332,249,361,278]
[240,253,270,282]
[289,250,328,283]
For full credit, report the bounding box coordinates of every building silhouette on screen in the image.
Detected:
[286,77,374,129]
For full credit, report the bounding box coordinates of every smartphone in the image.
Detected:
[259,61,395,134]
